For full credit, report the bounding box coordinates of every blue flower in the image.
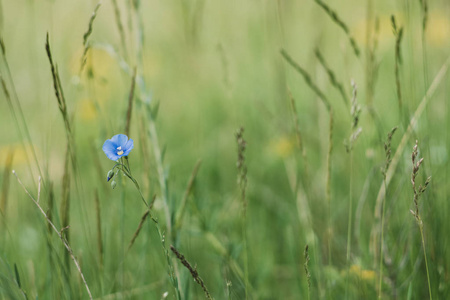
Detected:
[102,134,134,161]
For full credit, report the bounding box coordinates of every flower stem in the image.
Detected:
[121,165,180,300]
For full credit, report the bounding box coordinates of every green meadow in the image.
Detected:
[1,0,449,299]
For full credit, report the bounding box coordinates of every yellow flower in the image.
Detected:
[349,264,376,281]
[361,270,376,281]
[69,47,120,106]
[0,143,39,168]
[271,136,295,158]
[426,11,450,47]
[78,98,97,121]
[349,264,362,275]
[353,14,401,48]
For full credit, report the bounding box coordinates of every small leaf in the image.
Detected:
[14,263,21,288]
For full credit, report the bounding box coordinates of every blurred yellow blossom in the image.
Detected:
[0,144,38,168]
[78,98,97,121]
[69,47,120,105]
[353,14,402,48]
[361,269,376,281]
[271,136,295,158]
[426,11,450,47]
[349,264,376,281]
[353,11,449,49]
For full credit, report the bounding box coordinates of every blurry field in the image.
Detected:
[1,0,450,299]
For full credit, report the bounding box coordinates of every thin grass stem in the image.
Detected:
[13,173,93,300]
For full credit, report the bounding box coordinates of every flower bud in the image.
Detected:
[111,180,117,189]
[107,170,115,182]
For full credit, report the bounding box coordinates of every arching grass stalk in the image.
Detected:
[379,126,398,299]
[304,244,311,300]
[13,174,93,300]
[345,81,362,298]
[391,16,404,123]
[410,140,432,300]
[236,127,249,299]
[108,157,181,300]
[345,149,354,298]
[326,111,334,267]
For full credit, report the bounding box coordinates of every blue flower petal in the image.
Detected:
[111,134,128,147]
[102,134,134,161]
[103,139,120,161]
[123,139,134,156]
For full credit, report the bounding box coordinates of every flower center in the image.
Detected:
[117,146,124,155]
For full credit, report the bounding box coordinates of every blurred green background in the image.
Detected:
[0,0,449,299]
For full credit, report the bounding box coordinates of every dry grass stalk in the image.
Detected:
[304,244,311,300]
[366,15,380,107]
[288,88,309,181]
[80,2,102,73]
[345,80,361,297]
[125,67,137,137]
[60,142,71,268]
[170,245,213,300]
[236,127,248,213]
[373,54,450,220]
[410,140,432,300]
[174,159,202,234]
[313,0,360,57]
[236,127,249,299]
[410,141,431,222]
[46,183,55,235]
[345,80,362,152]
[0,151,14,214]
[378,126,398,298]
[45,34,71,137]
[391,16,404,112]
[281,49,331,111]
[111,0,128,58]
[326,111,333,265]
[382,127,398,178]
[314,48,348,107]
[94,190,103,269]
[127,195,155,252]
[13,172,93,300]
[45,33,76,176]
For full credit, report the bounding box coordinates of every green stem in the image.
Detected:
[378,177,387,298]
[121,166,181,300]
[419,223,432,300]
[345,150,354,298]
[243,206,249,300]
